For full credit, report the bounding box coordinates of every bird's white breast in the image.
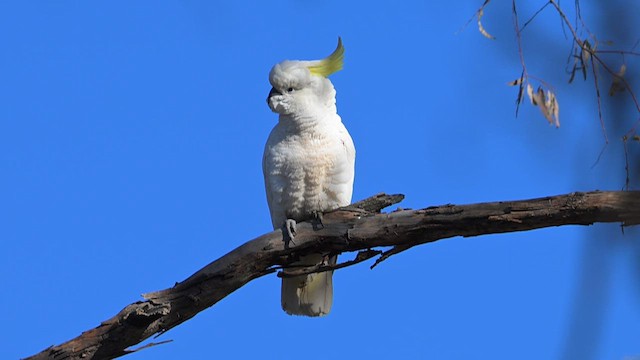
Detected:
[263,115,355,229]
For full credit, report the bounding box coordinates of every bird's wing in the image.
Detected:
[262,126,287,229]
[325,121,356,207]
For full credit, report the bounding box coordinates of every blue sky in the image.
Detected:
[3,1,639,359]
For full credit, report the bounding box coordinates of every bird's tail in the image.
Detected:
[281,254,336,317]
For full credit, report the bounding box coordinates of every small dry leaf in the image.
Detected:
[526,84,538,105]
[526,84,560,127]
[581,40,593,64]
[544,90,560,127]
[508,78,523,86]
[477,0,495,40]
[568,63,577,84]
[609,64,627,96]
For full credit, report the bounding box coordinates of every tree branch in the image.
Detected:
[25,190,640,360]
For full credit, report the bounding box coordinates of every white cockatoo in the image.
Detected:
[263,38,355,316]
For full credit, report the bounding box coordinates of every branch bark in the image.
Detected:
[25,190,640,360]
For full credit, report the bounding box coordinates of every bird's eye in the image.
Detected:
[287,87,294,93]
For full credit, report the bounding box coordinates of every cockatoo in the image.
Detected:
[263,38,355,316]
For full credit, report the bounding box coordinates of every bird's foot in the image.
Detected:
[283,218,297,247]
[312,211,324,230]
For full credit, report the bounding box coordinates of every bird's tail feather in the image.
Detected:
[281,254,336,317]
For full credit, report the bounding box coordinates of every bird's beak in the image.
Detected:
[267,87,281,104]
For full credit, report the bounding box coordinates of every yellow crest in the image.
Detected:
[308,37,344,77]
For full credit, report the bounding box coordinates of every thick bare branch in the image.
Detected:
[25,190,640,360]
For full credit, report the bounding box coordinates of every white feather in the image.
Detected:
[263,57,355,316]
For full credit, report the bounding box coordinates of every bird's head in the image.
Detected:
[267,38,344,117]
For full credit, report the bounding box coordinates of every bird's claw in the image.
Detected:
[313,211,324,230]
[284,219,297,247]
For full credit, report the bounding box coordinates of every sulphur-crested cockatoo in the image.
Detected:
[263,38,355,316]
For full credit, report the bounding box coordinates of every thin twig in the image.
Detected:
[512,0,528,78]
[125,340,173,355]
[590,56,608,143]
[278,249,383,277]
[595,50,640,56]
[520,2,551,32]
[623,136,631,190]
[370,245,413,269]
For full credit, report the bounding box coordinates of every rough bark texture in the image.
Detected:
[25,191,640,360]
